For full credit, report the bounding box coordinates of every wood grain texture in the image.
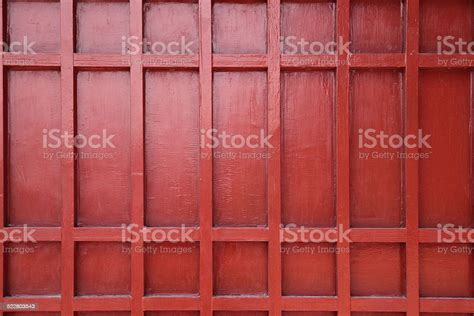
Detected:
[419,70,471,227]
[281,71,335,226]
[213,71,268,227]
[76,71,131,226]
[350,70,404,227]
[145,71,200,226]
[7,70,62,226]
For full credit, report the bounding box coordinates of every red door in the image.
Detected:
[0,0,473,315]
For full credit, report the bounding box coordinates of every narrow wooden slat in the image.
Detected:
[336,1,351,315]
[280,54,338,69]
[142,54,199,68]
[142,296,201,310]
[406,1,420,316]
[419,54,474,68]
[351,297,407,312]
[3,227,62,242]
[73,296,131,311]
[0,0,5,306]
[281,297,338,311]
[60,0,75,314]
[74,53,130,68]
[212,227,268,241]
[212,296,269,310]
[130,0,145,314]
[420,298,474,313]
[268,0,282,314]
[213,54,267,69]
[199,0,213,315]
[348,228,407,243]
[3,53,61,67]
[349,53,406,68]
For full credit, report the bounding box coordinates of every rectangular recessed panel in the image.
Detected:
[213,2,267,54]
[420,244,473,297]
[145,242,200,295]
[5,242,61,296]
[76,0,129,53]
[281,243,336,296]
[8,0,60,53]
[144,1,199,55]
[8,70,62,227]
[213,242,268,295]
[75,242,131,295]
[350,0,405,53]
[419,70,471,227]
[350,243,406,296]
[350,70,403,228]
[281,1,335,55]
[213,71,268,227]
[420,0,473,53]
[76,71,131,227]
[281,71,335,227]
[145,71,199,227]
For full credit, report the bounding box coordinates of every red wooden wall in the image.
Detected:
[0,0,473,315]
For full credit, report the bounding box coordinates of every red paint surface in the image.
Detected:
[0,0,472,315]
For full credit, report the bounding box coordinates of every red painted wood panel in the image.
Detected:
[7,71,62,226]
[419,70,471,227]
[0,0,473,315]
[350,70,403,227]
[281,71,335,226]
[76,71,131,227]
[213,71,268,227]
[145,71,200,226]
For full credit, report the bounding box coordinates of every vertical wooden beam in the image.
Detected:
[0,0,5,311]
[130,0,144,315]
[336,0,350,315]
[199,0,213,314]
[267,0,281,315]
[60,0,75,314]
[405,0,420,315]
